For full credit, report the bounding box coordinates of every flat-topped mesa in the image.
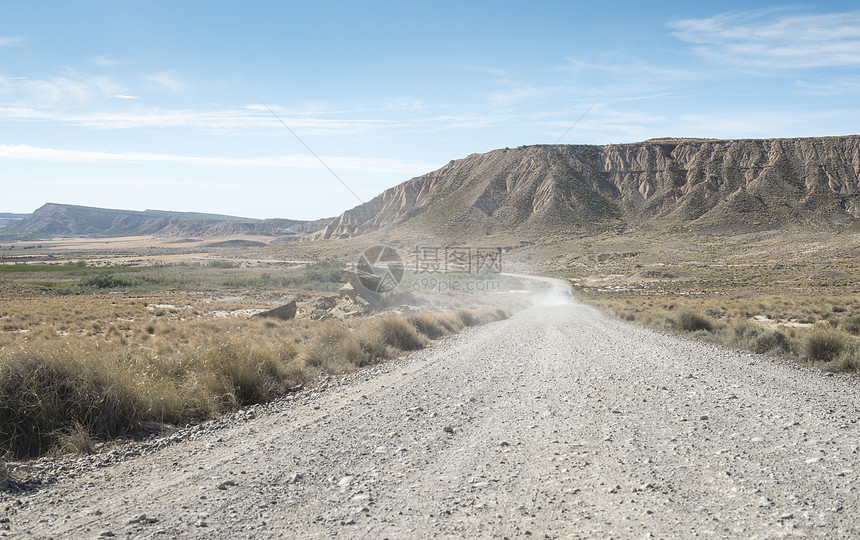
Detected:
[313,136,860,240]
[9,203,333,239]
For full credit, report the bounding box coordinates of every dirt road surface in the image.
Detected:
[4,300,859,538]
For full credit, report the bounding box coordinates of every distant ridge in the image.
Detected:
[4,203,331,240]
[0,213,28,229]
[313,136,860,242]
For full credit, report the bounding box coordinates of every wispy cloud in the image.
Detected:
[92,55,117,67]
[145,71,186,91]
[794,77,860,96]
[0,71,127,105]
[0,144,442,175]
[0,102,503,136]
[670,9,860,69]
[0,36,27,47]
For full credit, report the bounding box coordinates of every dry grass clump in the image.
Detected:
[406,313,447,339]
[0,306,511,459]
[372,316,426,351]
[729,319,791,354]
[0,345,141,457]
[841,316,860,336]
[803,330,846,363]
[673,311,714,333]
[832,347,860,372]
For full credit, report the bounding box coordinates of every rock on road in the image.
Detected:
[4,301,860,538]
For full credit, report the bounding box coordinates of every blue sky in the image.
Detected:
[2,1,860,219]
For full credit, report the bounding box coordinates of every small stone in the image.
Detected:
[98,531,114,537]
[338,476,355,487]
[699,415,709,421]
[608,485,621,494]
[443,426,455,434]
[288,472,303,483]
[778,513,794,521]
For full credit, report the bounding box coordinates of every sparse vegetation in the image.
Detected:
[803,330,846,363]
[0,306,510,459]
[673,311,713,332]
[571,237,860,374]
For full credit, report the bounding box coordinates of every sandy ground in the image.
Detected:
[3,300,859,538]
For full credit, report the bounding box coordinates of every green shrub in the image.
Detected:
[803,330,846,362]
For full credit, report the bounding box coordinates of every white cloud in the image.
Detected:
[112,94,139,100]
[670,9,860,69]
[0,36,27,47]
[0,144,442,175]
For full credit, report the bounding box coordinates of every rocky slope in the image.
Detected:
[6,203,331,239]
[315,136,860,240]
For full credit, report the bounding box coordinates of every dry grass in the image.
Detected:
[574,260,860,373]
[0,306,510,459]
[803,330,846,363]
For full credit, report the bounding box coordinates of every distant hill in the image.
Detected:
[4,203,331,240]
[0,213,29,229]
[313,136,860,242]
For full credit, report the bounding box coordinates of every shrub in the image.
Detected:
[835,348,860,372]
[372,316,425,351]
[407,313,447,339]
[200,340,286,408]
[56,422,96,455]
[803,330,846,363]
[841,316,860,336]
[675,311,713,332]
[455,309,479,327]
[753,329,790,354]
[0,348,141,458]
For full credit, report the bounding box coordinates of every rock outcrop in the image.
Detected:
[314,136,860,240]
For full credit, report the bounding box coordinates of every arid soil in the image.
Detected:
[3,300,859,538]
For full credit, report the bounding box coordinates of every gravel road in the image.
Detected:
[3,299,859,538]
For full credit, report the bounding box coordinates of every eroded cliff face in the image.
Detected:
[315,136,860,240]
